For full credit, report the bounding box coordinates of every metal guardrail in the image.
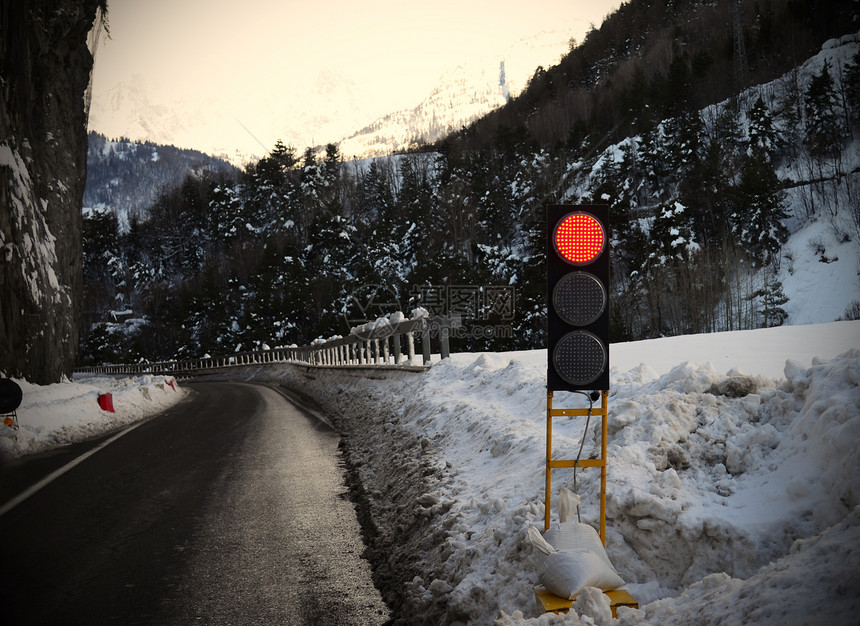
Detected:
[74,315,459,377]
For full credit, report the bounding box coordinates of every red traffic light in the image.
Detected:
[547,205,610,392]
[553,213,605,265]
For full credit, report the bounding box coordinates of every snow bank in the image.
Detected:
[0,374,187,458]
[612,506,860,626]
[238,320,859,624]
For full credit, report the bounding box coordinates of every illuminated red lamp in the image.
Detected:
[553,213,605,265]
[546,205,610,392]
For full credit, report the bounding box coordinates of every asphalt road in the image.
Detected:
[0,381,390,625]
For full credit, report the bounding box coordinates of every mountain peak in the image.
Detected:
[337,29,576,159]
[88,30,576,165]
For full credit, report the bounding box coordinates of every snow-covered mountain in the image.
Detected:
[88,31,576,164]
[83,132,238,230]
[337,30,576,158]
[88,74,274,166]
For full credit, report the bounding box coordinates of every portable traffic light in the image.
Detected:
[546,204,610,391]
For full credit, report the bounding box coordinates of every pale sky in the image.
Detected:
[90,0,623,158]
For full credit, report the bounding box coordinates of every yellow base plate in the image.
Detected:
[534,586,638,617]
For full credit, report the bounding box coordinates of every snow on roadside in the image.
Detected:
[0,374,187,459]
[2,321,858,624]
[611,507,860,626]
[238,320,860,624]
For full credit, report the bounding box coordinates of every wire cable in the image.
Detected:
[570,390,594,523]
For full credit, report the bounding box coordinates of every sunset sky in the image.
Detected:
[90,0,623,157]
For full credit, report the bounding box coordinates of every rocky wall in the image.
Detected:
[1,1,105,383]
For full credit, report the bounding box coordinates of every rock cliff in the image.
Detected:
[1,1,105,383]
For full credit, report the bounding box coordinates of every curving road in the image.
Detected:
[0,381,390,625]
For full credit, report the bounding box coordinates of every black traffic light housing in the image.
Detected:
[546,204,610,392]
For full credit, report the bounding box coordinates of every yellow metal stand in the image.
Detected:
[538,390,638,615]
[544,389,608,540]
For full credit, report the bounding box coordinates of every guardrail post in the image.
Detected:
[392,333,402,365]
[421,323,431,365]
[406,331,415,364]
[440,321,450,360]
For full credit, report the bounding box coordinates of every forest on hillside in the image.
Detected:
[83,132,238,223]
[463,0,856,151]
[78,0,860,365]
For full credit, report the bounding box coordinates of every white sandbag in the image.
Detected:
[539,548,625,600]
[543,521,618,575]
[557,487,580,523]
[526,526,555,556]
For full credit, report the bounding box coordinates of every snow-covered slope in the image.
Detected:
[562,32,860,329]
[83,132,237,230]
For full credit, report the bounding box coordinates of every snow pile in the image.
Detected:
[0,374,187,458]
[611,507,860,626]
[601,347,860,594]
[238,320,859,624]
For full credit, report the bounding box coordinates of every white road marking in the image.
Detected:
[0,421,146,518]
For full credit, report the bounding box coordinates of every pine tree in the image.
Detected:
[244,143,299,236]
[640,120,676,202]
[710,105,745,187]
[270,139,297,171]
[304,212,360,337]
[357,160,394,228]
[648,200,699,267]
[300,147,325,232]
[662,53,694,117]
[82,208,120,287]
[776,67,804,165]
[733,154,789,267]
[747,96,780,163]
[844,49,860,132]
[732,95,789,267]
[243,239,291,349]
[759,270,789,328]
[208,182,245,243]
[321,143,344,215]
[805,60,845,160]
[804,59,847,216]
[184,264,231,354]
[685,106,744,244]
